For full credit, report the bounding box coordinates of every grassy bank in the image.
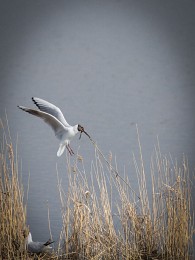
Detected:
[0,120,194,259]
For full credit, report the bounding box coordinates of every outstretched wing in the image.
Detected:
[18,106,68,140]
[32,97,70,127]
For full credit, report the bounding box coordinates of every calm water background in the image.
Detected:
[0,0,195,242]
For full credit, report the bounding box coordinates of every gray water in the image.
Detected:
[0,0,195,243]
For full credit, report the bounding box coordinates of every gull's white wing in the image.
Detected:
[32,97,70,127]
[26,232,53,253]
[27,241,53,253]
[27,242,44,253]
[18,106,68,140]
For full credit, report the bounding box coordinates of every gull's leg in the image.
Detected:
[68,144,75,155]
[66,145,73,155]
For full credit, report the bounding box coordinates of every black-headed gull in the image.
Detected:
[18,97,90,156]
[26,232,54,254]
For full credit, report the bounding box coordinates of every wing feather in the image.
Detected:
[32,97,70,127]
[17,106,67,140]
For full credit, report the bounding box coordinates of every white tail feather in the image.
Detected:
[57,144,65,157]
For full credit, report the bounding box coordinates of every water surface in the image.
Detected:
[0,0,194,242]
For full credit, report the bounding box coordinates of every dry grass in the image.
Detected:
[0,119,194,259]
[0,120,55,259]
[0,120,28,259]
[56,128,194,259]
[56,135,194,259]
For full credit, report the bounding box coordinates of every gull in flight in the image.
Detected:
[18,97,91,156]
[26,232,54,254]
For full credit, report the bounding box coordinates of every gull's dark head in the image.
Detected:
[78,124,91,139]
[78,124,84,133]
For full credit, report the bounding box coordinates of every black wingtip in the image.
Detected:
[17,105,24,111]
[32,97,39,108]
[44,240,55,246]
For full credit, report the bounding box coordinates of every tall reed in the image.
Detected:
[0,119,28,259]
[0,118,194,259]
[56,139,194,259]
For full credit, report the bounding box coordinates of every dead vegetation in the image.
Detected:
[0,119,194,259]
